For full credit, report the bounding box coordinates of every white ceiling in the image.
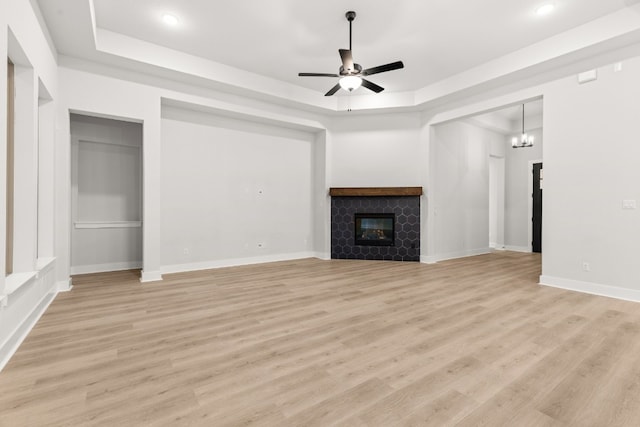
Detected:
[35,0,640,111]
[470,99,544,135]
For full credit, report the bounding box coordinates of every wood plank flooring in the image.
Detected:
[2,252,640,426]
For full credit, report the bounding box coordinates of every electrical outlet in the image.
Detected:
[622,200,637,210]
[582,262,590,272]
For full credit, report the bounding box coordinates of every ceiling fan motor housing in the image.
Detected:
[340,63,362,76]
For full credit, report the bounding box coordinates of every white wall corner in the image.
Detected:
[420,255,438,264]
[56,279,73,292]
[539,275,640,303]
[313,252,331,261]
[140,270,163,283]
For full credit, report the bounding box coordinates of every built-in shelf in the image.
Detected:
[74,221,142,229]
[329,187,423,197]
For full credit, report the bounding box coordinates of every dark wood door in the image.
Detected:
[532,162,542,253]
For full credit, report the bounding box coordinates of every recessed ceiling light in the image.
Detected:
[535,3,555,16]
[162,13,179,26]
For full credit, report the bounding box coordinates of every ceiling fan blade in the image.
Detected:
[339,49,355,72]
[299,72,340,77]
[362,61,404,76]
[325,83,341,96]
[361,78,384,93]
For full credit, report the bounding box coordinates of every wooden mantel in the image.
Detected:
[329,187,423,197]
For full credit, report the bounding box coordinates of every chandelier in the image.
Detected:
[512,103,534,148]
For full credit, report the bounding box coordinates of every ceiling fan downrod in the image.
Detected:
[346,11,355,51]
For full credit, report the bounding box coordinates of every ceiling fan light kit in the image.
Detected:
[298,11,404,97]
[339,75,362,91]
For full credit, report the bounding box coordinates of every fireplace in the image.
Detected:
[330,187,422,262]
[354,213,395,246]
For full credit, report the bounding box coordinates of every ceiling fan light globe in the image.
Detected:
[339,76,362,91]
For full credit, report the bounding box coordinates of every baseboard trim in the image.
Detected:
[0,291,57,372]
[70,261,142,275]
[421,255,437,264]
[539,275,640,303]
[421,248,491,264]
[504,245,531,253]
[140,270,163,283]
[312,252,331,261]
[161,252,316,275]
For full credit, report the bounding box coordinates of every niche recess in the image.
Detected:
[70,114,143,274]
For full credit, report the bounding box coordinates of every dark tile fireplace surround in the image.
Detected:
[330,187,422,262]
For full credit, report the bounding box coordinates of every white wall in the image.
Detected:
[489,129,507,250]
[504,127,543,251]
[57,63,326,282]
[489,156,505,248]
[70,114,143,274]
[329,113,422,187]
[428,121,505,262]
[541,60,640,299]
[1,0,59,371]
[160,107,315,272]
[312,131,330,259]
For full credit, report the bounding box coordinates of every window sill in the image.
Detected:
[3,257,56,298]
[36,257,56,275]
[5,272,37,295]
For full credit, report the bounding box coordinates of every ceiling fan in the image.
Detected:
[298,11,404,96]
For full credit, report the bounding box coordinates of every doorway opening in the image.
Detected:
[70,114,143,275]
[429,98,543,262]
[531,162,543,253]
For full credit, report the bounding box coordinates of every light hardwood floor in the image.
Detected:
[2,252,640,426]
